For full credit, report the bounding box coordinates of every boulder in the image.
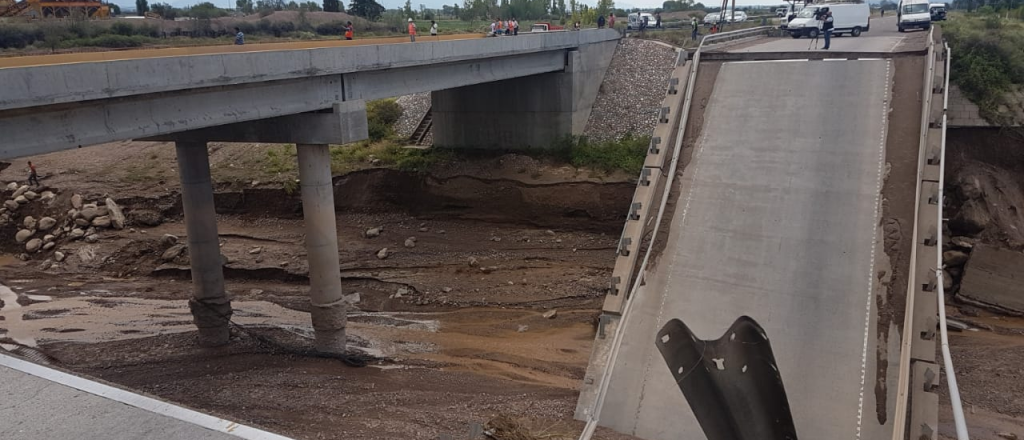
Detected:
[23,191,37,201]
[4,200,18,211]
[84,234,99,243]
[71,194,83,209]
[25,238,42,253]
[42,234,54,243]
[75,218,90,227]
[542,309,558,319]
[950,199,990,235]
[54,251,65,262]
[161,244,187,261]
[376,247,389,259]
[15,229,33,243]
[23,216,36,230]
[39,191,55,203]
[14,195,27,205]
[404,237,417,248]
[12,185,28,198]
[365,227,382,238]
[161,234,179,246]
[127,209,163,226]
[42,242,55,251]
[104,198,125,229]
[37,216,56,231]
[80,204,100,221]
[69,228,85,240]
[468,256,479,267]
[942,250,970,267]
[91,215,111,228]
[6,182,18,191]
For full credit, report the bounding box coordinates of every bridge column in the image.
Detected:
[296,143,347,353]
[175,141,232,347]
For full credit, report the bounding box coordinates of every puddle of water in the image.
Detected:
[0,282,442,359]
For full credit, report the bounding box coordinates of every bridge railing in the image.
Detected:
[700,25,773,48]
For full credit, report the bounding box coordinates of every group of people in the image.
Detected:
[596,13,616,29]
[406,18,439,42]
[489,18,520,36]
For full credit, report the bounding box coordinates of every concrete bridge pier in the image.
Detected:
[157,103,368,349]
[296,143,347,353]
[175,141,232,347]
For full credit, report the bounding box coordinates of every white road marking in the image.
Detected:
[855,59,892,440]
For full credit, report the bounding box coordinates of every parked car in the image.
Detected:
[898,0,932,31]
[929,3,946,21]
[530,22,564,32]
[775,7,788,17]
[704,10,746,24]
[787,2,870,38]
[627,12,656,29]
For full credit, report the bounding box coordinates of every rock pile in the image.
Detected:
[583,39,680,143]
[0,186,148,262]
[394,93,432,139]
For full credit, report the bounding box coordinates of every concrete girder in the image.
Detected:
[0,76,343,159]
[141,101,369,145]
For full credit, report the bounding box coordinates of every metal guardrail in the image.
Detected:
[935,41,969,440]
[700,25,773,47]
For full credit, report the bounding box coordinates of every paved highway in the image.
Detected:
[0,33,483,69]
[729,16,925,53]
[597,57,896,439]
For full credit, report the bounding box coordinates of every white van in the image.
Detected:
[898,0,932,32]
[786,3,870,38]
[627,12,655,29]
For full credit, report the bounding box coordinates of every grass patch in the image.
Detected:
[943,13,1024,125]
[262,144,298,175]
[552,134,650,175]
[328,141,453,173]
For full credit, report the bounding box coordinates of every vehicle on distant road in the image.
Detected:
[704,10,746,24]
[627,12,656,29]
[775,7,788,17]
[898,0,932,31]
[530,22,564,32]
[787,2,870,38]
[929,3,946,21]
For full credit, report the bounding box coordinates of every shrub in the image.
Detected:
[556,134,650,174]
[0,25,43,49]
[110,21,136,36]
[70,34,151,48]
[236,22,257,35]
[366,99,404,141]
[316,21,347,35]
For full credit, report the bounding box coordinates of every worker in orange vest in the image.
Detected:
[408,18,417,42]
[344,21,354,40]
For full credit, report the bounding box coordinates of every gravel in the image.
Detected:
[395,92,432,139]
[584,38,680,143]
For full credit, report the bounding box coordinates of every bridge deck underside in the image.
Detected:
[598,59,897,440]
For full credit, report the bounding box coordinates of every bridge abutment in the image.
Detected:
[431,40,617,149]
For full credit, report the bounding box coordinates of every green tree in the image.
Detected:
[403,0,415,17]
[237,0,254,13]
[136,0,149,15]
[348,0,384,19]
[187,2,227,18]
[596,0,613,16]
[324,0,342,12]
[149,2,177,18]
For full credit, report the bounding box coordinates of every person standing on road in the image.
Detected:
[344,21,354,40]
[234,27,244,45]
[609,13,616,28]
[513,18,519,35]
[407,18,417,42]
[691,16,698,40]
[655,12,662,29]
[822,10,834,50]
[880,7,884,17]
[597,13,606,29]
[430,20,438,39]
[27,161,39,187]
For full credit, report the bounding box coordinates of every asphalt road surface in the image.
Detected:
[597,58,895,439]
[730,16,927,53]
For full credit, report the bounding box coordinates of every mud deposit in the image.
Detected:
[0,157,642,440]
